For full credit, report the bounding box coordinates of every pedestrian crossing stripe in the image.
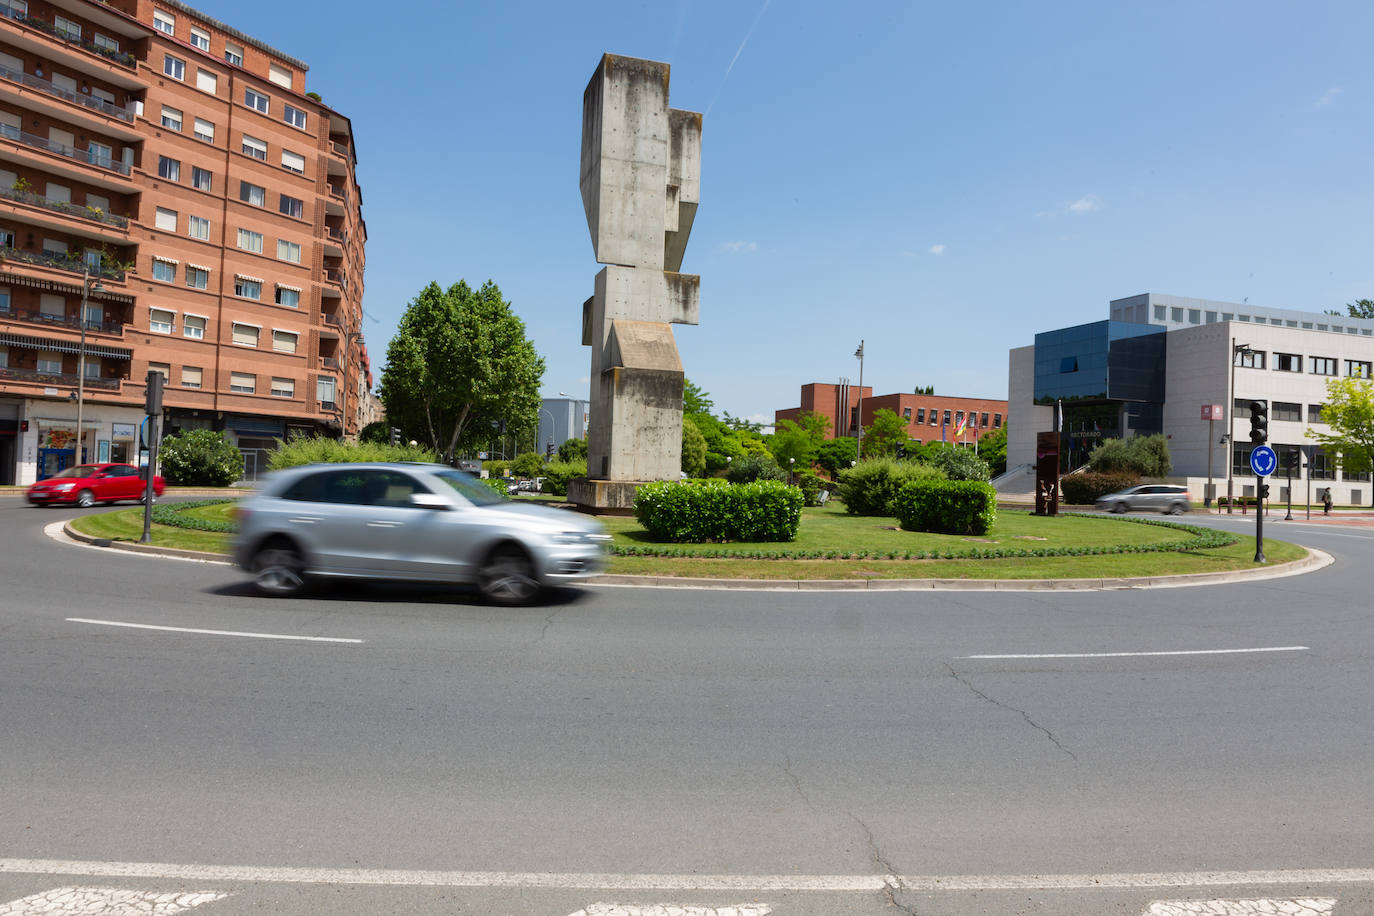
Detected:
[0,887,227,915]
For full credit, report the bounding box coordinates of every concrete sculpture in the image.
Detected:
[569,54,702,511]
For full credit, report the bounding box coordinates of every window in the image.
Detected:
[45,182,70,203]
[902,407,911,420]
[1059,356,1078,373]
[41,237,65,256]
[1187,309,1200,324]
[268,63,292,89]
[916,408,925,424]
[317,376,335,404]
[1348,360,1371,379]
[163,54,185,81]
[1205,311,1217,323]
[40,293,64,318]
[244,87,269,113]
[283,104,307,130]
[1171,307,1183,322]
[241,134,266,160]
[153,9,175,35]
[234,276,261,299]
[280,149,305,173]
[37,352,62,374]
[154,207,177,231]
[223,42,242,66]
[189,26,210,51]
[148,362,170,383]
[157,155,180,182]
[1232,445,1255,477]
[1239,314,1251,322]
[271,376,294,398]
[160,106,182,131]
[272,329,298,353]
[93,33,119,52]
[149,308,173,334]
[276,239,301,263]
[981,412,989,427]
[928,410,937,426]
[183,314,206,339]
[188,215,210,240]
[230,372,255,394]
[231,322,259,346]
[1312,357,1337,376]
[53,14,80,39]
[152,258,175,282]
[1153,305,1165,320]
[275,285,299,308]
[195,69,217,95]
[1275,352,1302,372]
[1310,448,1334,481]
[191,166,212,192]
[993,414,1002,428]
[279,194,303,219]
[1272,401,1301,422]
[1309,404,1326,424]
[1235,349,1266,369]
[239,181,265,206]
[185,265,209,290]
[181,366,202,389]
[236,228,263,252]
[942,410,951,425]
[193,118,215,144]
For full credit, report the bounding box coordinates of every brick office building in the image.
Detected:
[0,0,367,483]
[776,382,1007,449]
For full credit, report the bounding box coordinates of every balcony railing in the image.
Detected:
[0,304,123,334]
[0,364,120,389]
[1,246,126,281]
[319,356,339,369]
[324,268,347,290]
[330,140,349,158]
[0,184,128,228]
[319,399,337,413]
[0,64,136,123]
[326,226,346,244]
[321,312,341,327]
[0,123,131,176]
[327,183,345,201]
[0,2,137,68]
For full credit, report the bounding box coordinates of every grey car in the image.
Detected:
[1094,484,1191,515]
[232,463,610,604]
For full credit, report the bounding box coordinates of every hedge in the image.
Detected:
[835,458,946,516]
[890,479,996,535]
[634,479,803,542]
[1059,470,1140,505]
[150,498,237,533]
[540,459,587,496]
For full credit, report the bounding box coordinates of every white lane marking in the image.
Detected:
[1145,899,1335,915]
[0,886,226,915]
[570,906,771,916]
[962,646,1309,660]
[3,859,1374,892]
[67,618,362,645]
[43,521,232,566]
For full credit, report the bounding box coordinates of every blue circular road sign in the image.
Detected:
[1250,444,1278,477]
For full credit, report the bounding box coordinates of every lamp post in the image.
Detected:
[854,340,865,460]
[537,405,556,457]
[73,264,106,467]
[1226,339,1251,514]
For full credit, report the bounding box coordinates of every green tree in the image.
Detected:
[913,384,935,395]
[378,280,544,463]
[977,426,1007,475]
[1308,377,1374,504]
[815,435,858,478]
[359,421,390,444]
[861,408,909,458]
[511,451,545,477]
[159,430,243,486]
[681,416,707,477]
[769,411,829,468]
[557,437,588,463]
[1347,299,1374,319]
[683,378,714,416]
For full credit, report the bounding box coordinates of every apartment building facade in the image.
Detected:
[776,382,1006,448]
[0,0,366,483]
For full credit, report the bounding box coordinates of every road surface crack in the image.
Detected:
[782,754,816,812]
[850,813,918,914]
[529,606,563,649]
[945,662,1077,762]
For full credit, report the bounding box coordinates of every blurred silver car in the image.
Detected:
[232,463,610,604]
[1095,484,1191,515]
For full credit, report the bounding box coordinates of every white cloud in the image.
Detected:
[1316,86,1342,107]
[928,244,946,256]
[1067,195,1102,214]
[721,240,757,254]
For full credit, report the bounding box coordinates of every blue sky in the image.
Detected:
[217,0,1371,424]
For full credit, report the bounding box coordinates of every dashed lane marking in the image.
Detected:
[962,646,1309,660]
[67,618,363,645]
[0,886,226,915]
[569,906,770,916]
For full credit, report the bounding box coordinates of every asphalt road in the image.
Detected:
[1,497,1372,915]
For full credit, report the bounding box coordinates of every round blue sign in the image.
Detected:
[1250,444,1278,477]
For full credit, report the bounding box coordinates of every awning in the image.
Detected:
[0,332,132,360]
[276,283,302,292]
[236,274,264,284]
[0,271,135,305]
[152,255,178,265]
[185,262,212,272]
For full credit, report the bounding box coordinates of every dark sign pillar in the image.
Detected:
[1035,431,1060,516]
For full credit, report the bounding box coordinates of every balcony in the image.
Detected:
[319,399,337,413]
[324,268,347,290]
[327,183,345,201]
[0,303,123,335]
[319,356,339,370]
[321,312,341,328]
[0,2,136,68]
[2,246,126,281]
[0,123,131,176]
[0,184,128,228]
[0,64,135,123]
[0,364,120,389]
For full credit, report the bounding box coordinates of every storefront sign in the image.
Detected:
[111,422,136,439]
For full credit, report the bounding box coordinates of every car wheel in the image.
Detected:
[75,489,95,509]
[1167,502,1186,515]
[478,545,540,606]
[1111,501,1128,514]
[252,540,307,597]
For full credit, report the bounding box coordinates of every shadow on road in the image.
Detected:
[206,579,595,609]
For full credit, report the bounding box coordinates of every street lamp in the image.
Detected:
[73,264,106,467]
[537,405,556,456]
[1226,339,1251,514]
[854,340,865,460]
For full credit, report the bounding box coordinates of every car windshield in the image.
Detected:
[51,465,101,479]
[431,469,505,506]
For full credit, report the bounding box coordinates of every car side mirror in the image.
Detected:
[409,492,450,510]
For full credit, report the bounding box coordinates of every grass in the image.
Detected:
[68,499,1308,581]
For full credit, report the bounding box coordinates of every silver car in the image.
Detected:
[1095,484,1191,515]
[232,463,610,604]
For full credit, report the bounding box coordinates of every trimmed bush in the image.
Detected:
[634,479,803,542]
[540,459,586,496]
[557,437,588,463]
[511,451,545,478]
[726,453,786,484]
[1060,470,1140,505]
[928,446,991,482]
[266,436,437,471]
[795,471,824,507]
[890,479,997,535]
[835,458,946,516]
[159,429,243,486]
[1088,434,1172,477]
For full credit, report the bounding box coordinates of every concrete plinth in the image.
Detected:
[567,477,647,515]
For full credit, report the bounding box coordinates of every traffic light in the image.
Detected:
[145,370,164,414]
[1248,400,1268,445]
[389,427,401,446]
[1260,483,1271,499]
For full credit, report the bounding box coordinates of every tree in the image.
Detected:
[977,426,1007,476]
[158,429,243,486]
[768,411,829,468]
[359,421,389,444]
[913,384,935,395]
[681,416,707,477]
[511,451,545,477]
[1348,299,1374,319]
[683,378,714,416]
[378,280,544,463]
[1308,377,1374,504]
[862,408,909,458]
[815,436,858,478]
[557,437,588,463]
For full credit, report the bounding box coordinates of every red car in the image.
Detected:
[27,463,165,508]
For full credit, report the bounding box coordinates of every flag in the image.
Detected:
[955,414,968,439]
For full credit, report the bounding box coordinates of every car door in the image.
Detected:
[273,468,374,575]
[356,469,466,581]
[110,465,142,500]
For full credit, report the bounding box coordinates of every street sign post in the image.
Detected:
[1250,443,1276,563]
[1202,404,1223,508]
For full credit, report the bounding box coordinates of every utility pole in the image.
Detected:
[854,340,864,460]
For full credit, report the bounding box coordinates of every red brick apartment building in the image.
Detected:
[776,382,1008,448]
[0,0,367,483]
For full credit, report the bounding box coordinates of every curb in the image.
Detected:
[59,521,1333,592]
